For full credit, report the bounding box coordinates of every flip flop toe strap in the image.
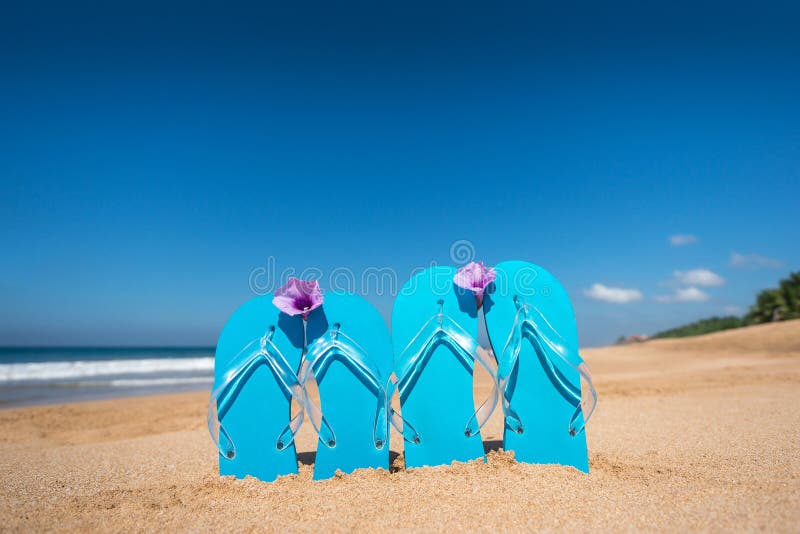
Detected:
[499,297,598,437]
[299,324,392,450]
[395,302,499,439]
[208,327,307,459]
[386,373,421,444]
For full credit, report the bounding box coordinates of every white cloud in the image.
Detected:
[729,252,783,270]
[673,268,725,287]
[669,234,698,246]
[654,286,710,303]
[584,283,643,304]
[723,305,742,315]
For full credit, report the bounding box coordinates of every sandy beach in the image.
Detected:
[1,320,798,532]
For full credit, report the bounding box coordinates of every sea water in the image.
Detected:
[0,347,214,407]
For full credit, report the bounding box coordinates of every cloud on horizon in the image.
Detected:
[672,268,725,287]
[584,283,643,304]
[669,234,698,246]
[654,286,710,303]
[656,268,722,302]
[729,251,784,270]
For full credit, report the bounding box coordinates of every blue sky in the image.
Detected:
[1,1,798,347]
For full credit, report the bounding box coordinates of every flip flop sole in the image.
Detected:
[391,266,486,468]
[215,295,304,481]
[485,260,589,472]
[307,292,394,480]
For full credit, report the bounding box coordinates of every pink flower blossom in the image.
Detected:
[273,278,323,318]
[453,261,496,308]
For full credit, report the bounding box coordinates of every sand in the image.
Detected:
[1,320,799,532]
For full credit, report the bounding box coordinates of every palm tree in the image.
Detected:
[746,289,788,324]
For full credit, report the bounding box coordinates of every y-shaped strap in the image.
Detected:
[395,301,499,438]
[207,327,307,459]
[386,372,422,445]
[498,297,598,437]
[299,323,416,450]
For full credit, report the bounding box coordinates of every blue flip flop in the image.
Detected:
[391,266,498,468]
[483,260,597,473]
[300,292,397,480]
[207,295,307,482]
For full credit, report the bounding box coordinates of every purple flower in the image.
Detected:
[273,278,324,318]
[453,262,496,308]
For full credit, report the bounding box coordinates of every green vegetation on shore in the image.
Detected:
[651,316,743,339]
[743,272,800,324]
[651,271,799,339]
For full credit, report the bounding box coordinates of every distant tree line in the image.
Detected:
[743,271,800,324]
[650,271,799,339]
[651,316,743,339]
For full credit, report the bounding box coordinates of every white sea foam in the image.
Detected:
[107,376,213,387]
[0,358,214,383]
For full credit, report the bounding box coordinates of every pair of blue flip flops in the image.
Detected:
[208,261,596,481]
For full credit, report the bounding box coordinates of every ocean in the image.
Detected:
[0,347,214,407]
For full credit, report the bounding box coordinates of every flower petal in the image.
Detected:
[273,277,324,316]
[453,261,496,296]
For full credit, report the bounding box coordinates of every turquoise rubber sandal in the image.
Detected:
[391,266,498,468]
[484,260,597,473]
[300,292,398,480]
[207,295,306,482]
